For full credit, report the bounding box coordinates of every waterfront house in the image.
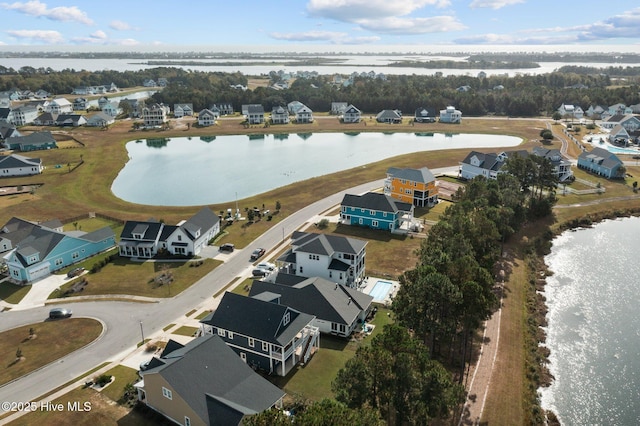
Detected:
[439,106,462,123]
[414,107,436,123]
[0,154,43,176]
[143,79,157,87]
[102,102,121,118]
[577,147,624,179]
[4,131,57,151]
[249,275,373,337]
[341,105,361,123]
[137,334,285,426]
[384,166,438,207]
[242,104,265,124]
[119,207,220,259]
[277,231,367,288]
[287,101,305,114]
[459,150,529,180]
[212,103,234,115]
[295,105,314,123]
[200,292,320,376]
[270,106,290,124]
[197,109,217,127]
[340,192,414,233]
[142,104,170,127]
[376,109,402,124]
[1,217,115,284]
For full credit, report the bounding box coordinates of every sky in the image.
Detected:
[0,0,639,51]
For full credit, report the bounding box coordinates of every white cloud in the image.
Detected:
[6,29,64,43]
[357,15,466,34]
[457,7,640,44]
[469,0,524,9]
[109,20,133,31]
[308,0,450,21]
[116,38,139,46]
[1,1,93,25]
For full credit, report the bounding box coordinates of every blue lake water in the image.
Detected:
[541,217,640,425]
[110,132,520,206]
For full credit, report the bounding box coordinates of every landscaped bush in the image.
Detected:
[94,374,112,387]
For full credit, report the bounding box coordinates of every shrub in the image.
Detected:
[95,374,112,387]
[317,218,330,229]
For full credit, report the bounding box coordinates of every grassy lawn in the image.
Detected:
[270,306,393,401]
[98,365,140,404]
[49,258,222,299]
[7,386,157,426]
[0,281,31,304]
[195,309,213,320]
[172,326,198,337]
[0,318,102,386]
[315,223,421,279]
[61,217,122,233]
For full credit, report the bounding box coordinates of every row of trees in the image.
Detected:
[2,66,639,118]
[330,155,559,424]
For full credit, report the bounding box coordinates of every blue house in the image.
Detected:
[1,217,115,284]
[577,147,624,179]
[340,192,414,233]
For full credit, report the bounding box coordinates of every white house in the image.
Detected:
[557,104,584,120]
[295,105,314,123]
[276,231,367,288]
[0,154,44,176]
[459,150,529,180]
[439,106,462,123]
[198,109,217,127]
[45,98,73,115]
[142,104,170,127]
[119,207,220,258]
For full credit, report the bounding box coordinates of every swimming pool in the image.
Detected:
[368,280,393,302]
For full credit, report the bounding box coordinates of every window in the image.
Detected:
[283,312,290,325]
[262,342,269,351]
[372,220,378,227]
[359,218,363,225]
[162,387,172,400]
[383,212,387,217]
[240,352,246,362]
[217,329,226,337]
[299,266,303,274]
[185,417,191,426]
[177,235,182,241]
[369,210,375,215]
[72,252,79,259]
[228,331,233,340]
[55,258,63,266]
[342,206,347,212]
[248,337,254,347]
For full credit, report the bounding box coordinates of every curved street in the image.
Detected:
[0,167,454,416]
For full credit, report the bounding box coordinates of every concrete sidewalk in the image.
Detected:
[4,273,70,311]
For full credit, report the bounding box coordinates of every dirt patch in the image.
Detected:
[436,179,463,200]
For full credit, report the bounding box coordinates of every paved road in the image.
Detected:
[0,167,454,412]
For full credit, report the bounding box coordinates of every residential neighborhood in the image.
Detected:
[1,62,640,426]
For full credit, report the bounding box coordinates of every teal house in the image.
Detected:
[1,217,115,284]
[340,192,414,233]
[4,131,57,152]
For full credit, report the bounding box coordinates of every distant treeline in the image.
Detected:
[388,59,540,69]
[2,66,639,118]
[557,65,640,77]
[469,53,640,63]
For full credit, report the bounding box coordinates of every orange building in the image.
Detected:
[384,167,438,207]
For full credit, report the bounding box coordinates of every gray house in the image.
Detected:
[577,147,624,179]
[249,275,373,337]
[200,292,320,376]
[137,334,285,426]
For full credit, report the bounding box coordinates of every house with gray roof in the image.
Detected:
[197,109,217,127]
[532,147,573,182]
[200,292,320,376]
[414,107,437,123]
[295,105,313,123]
[341,104,361,123]
[137,334,285,426]
[54,114,87,127]
[85,112,115,128]
[385,166,438,207]
[119,207,220,258]
[341,192,414,234]
[459,150,529,180]
[173,103,194,118]
[4,131,57,152]
[439,106,462,123]
[0,154,43,176]
[249,275,373,337]
[9,105,38,126]
[376,109,402,124]
[73,98,89,111]
[1,217,115,284]
[331,102,348,115]
[0,120,21,140]
[277,231,367,288]
[577,147,624,179]
[33,112,57,126]
[270,106,289,124]
[242,104,265,124]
